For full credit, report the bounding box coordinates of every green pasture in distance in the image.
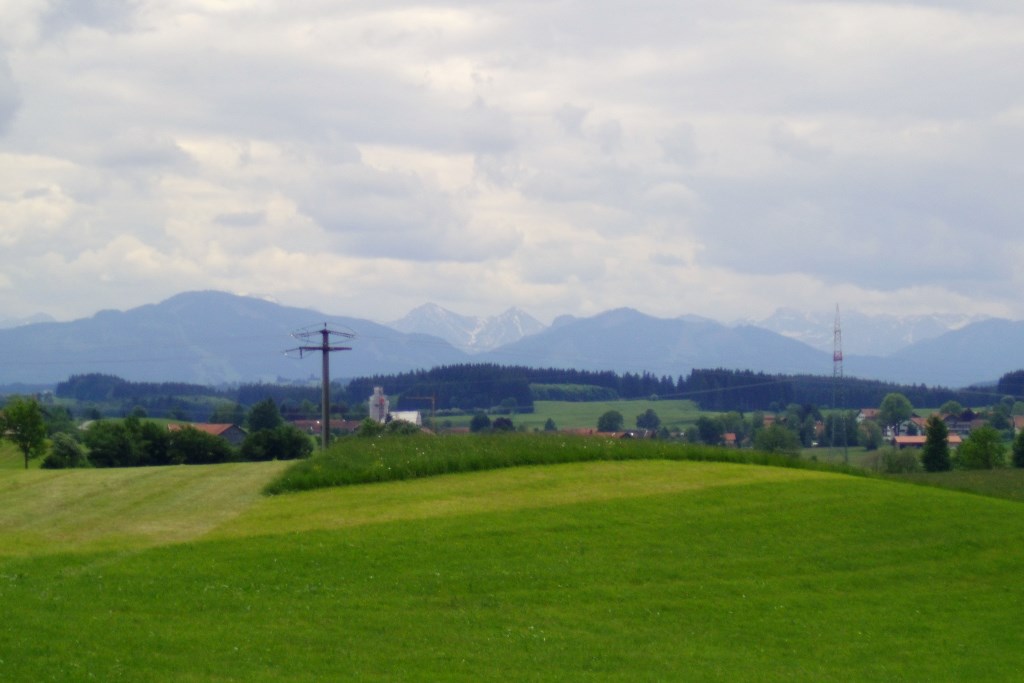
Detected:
[2,457,1024,680]
[532,398,703,430]
[454,398,703,431]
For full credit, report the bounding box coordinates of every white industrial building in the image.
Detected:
[368,386,389,423]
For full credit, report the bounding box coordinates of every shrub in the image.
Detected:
[858,421,883,451]
[41,433,89,469]
[240,425,314,461]
[470,412,492,433]
[956,426,1006,470]
[1013,428,1024,468]
[169,426,235,465]
[385,419,421,435]
[863,447,921,474]
[491,417,515,432]
[356,418,385,438]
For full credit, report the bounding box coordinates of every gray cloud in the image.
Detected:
[39,0,140,38]
[0,56,20,135]
[0,0,1023,325]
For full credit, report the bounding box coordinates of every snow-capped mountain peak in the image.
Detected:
[388,304,545,352]
[749,307,991,356]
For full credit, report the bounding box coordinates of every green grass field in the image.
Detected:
[2,441,1024,680]
[440,399,703,431]
[895,467,1024,502]
[0,441,25,469]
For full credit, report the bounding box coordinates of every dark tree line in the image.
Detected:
[997,370,1024,399]
[679,368,990,412]
[55,373,336,421]
[682,369,795,411]
[346,365,678,412]
[57,374,217,401]
[53,365,1023,421]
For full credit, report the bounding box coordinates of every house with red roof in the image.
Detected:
[167,423,247,446]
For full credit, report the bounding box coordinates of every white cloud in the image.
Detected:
[0,0,1022,326]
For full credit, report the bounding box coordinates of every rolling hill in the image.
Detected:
[1,451,1023,680]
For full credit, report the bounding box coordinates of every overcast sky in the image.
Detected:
[1,0,1022,325]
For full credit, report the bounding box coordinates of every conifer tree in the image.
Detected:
[921,415,951,472]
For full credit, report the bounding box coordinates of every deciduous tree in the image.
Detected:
[40,433,87,469]
[82,420,139,467]
[695,415,723,445]
[239,425,312,461]
[247,398,284,433]
[753,424,800,456]
[1,396,48,469]
[956,425,1006,470]
[636,408,661,430]
[470,412,492,433]
[879,393,913,436]
[169,426,235,465]
[491,416,515,432]
[597,410,624,433]
[939,400,964,417]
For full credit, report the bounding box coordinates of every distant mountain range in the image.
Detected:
[0,290,1022,389]
[0,291,466,386]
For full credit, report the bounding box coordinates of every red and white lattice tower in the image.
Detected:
[831,304,848,462]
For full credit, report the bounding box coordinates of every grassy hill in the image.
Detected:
[1,451,1023,680]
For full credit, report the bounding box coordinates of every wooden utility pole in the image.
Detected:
[287,324,354,450]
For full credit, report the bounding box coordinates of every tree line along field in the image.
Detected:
[2,438,1024,681]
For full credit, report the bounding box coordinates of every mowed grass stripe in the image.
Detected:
[1,470,1023,681]
[0,459,830,556]
[213,459,836,540]
[0,461,289,556]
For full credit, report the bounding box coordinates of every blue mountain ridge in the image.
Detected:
[0,291,1021,388]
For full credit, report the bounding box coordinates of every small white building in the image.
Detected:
[389,410,422,426]
[368,387,389,423]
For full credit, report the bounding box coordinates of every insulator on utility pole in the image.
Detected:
[286,323,354,451]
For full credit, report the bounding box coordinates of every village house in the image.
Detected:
[167,423,247,446]
[892,434,963,450]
